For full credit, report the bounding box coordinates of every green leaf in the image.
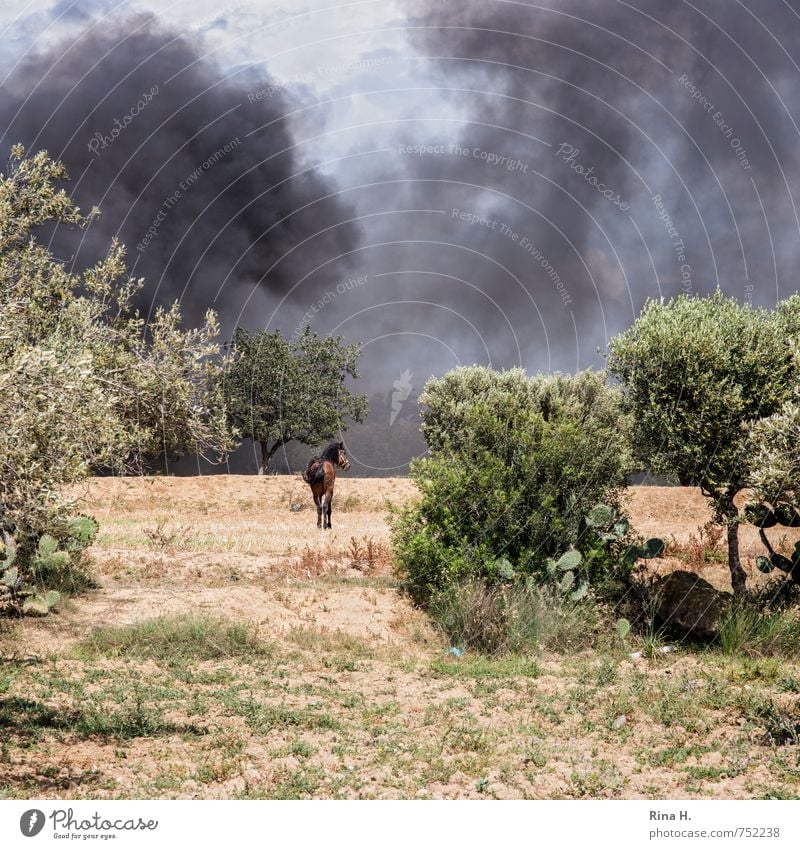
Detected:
[558,570,575,592]
[640,538,665,559]
[556,549,583,571]
[67,516,98,546]
[22,598,49,617]
[755,556,774,574]
[494,558,516,580]
[616,618,631,640]
[586,504,614,528]
[622,546,641,565]
[44,590,61,609]
[37,534,58,557]
[613,519,630,537]
[570,581,589,601]
[1,566,18,588]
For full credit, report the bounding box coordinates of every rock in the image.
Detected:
[612,715,627,729]
[652,570,731,640]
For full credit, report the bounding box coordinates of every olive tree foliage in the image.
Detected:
[0,146,232,607]
[748,400,800,510]
[222,326,368,473]
[745,346,800,583]
[607,291,800,593]
[392,366,633,605]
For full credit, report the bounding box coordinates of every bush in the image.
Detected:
[392,367,632,605]
[428,578,603,655]
[1,516,98,616]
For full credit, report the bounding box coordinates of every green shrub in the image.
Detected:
[0,516,98,616]
[392,367,632,605]
[428,577,603,655]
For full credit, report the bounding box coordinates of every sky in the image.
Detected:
[2,0,800,470]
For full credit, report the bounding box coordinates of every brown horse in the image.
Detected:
[302,442,351,529]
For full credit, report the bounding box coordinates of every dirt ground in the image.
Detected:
[1,477,798,800]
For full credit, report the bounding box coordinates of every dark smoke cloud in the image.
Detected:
[0,11,361,328]
[4,1,800,473]
[373,0,800,369]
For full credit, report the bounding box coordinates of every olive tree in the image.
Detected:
[608,291,799,593]
[0,145,233,608]
[745,359,800,582]
[222,326,368,474]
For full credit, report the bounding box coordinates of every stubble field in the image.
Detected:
[1,476,798,800]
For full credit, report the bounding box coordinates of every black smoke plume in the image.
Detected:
[384,0,800,368]
[0,12,360,327]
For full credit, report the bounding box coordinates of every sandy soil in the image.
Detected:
[1,478,798,800]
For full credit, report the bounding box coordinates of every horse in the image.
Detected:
[302,442,351,529]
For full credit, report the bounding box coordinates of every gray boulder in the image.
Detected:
[652,570,731,640]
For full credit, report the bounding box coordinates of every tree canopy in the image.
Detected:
[607,290,800,592]
[0,145,232,610]
[222,326,368,473]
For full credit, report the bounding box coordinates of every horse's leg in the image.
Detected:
[324,485,333,530]
[312,490,322,528]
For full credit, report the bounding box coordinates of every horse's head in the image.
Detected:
[337,442,351,471]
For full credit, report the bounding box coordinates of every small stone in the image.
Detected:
[612,715,627,729]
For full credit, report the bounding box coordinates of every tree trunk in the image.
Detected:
[725,510,747,595]
[258,440,272,476]
[728,519,747,595]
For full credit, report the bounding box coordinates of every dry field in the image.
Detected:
[1,477,799,800]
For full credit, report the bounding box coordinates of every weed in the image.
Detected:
[718,603,800,658]
[298,546,327,576]
[746,699,800,746]
[347,536,392,572]
[430,655,540,680]
[289,740,315,758]
[284,626,374,657]
[338,494,362,513]
[77,615,272,662]
[429,578,603,655]
[665,523,725,570]
[142,521,191,554]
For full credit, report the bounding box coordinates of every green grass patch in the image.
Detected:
[76,615,272,662]
[718,603,800,659]
[430,654,540,679]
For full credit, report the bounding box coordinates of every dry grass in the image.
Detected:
[1,479,798,800]
[665,522,727,571]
